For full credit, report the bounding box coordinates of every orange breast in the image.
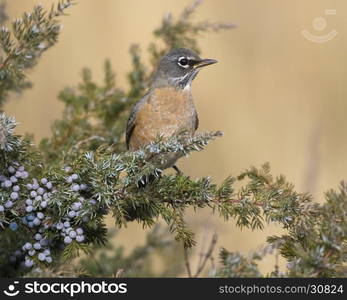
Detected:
[129,87,196,150]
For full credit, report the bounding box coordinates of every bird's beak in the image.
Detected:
[194,58,218,68]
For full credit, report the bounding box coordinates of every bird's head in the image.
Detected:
[151,48,217,90]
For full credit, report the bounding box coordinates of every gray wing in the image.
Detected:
[126,93,149,149]
[194,110,199,130]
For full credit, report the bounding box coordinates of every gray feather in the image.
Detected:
[194,110,199,130]
[126,93,149,149]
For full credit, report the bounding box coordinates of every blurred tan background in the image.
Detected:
[4,0,346,275]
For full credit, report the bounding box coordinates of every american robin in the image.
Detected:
[126,48,217,179]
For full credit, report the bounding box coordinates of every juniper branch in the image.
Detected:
[1,0,346,279]
[0,0,74,107]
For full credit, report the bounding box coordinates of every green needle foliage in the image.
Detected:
[0,0,346,278]
[0,0,74,107]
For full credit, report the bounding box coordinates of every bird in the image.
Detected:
[126,48,217,184]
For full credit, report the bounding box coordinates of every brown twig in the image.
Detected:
[193,233,218,277]
[0,52,16,71]
[209,256,216,275]
[67,135,106,155]
[196,229,208,271]
[274,249,279,276]
[214,197,263,207]
[184,246,193,278]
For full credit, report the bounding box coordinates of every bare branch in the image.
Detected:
[183,247,192,278]
[193,233,218,277]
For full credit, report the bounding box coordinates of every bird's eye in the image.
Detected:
[178,57,189,68]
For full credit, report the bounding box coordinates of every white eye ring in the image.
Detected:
[178,57,189,68]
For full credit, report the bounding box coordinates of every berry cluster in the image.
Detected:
[65,171,87,193]
[0,164,29,212]
[1,164,91,270]
[63,169,93,225]
[54,171,89,244]
[25,177,53,213]
[0,165,56,267]
[55,220,85,244]
[21,233,52,268]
